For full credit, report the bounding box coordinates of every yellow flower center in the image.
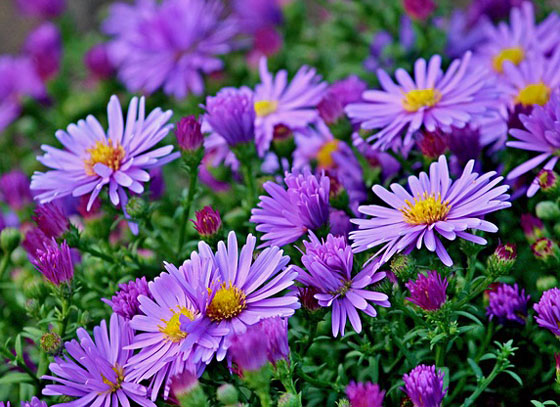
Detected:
[100,364,124,393]
[206,282,247,322]
[158,306,195,342]
[317,140,340,169]
[400,193,451,225]
[84,139,125,176]
[492,47,524,73]
[402,89,442,112]
[254,100,278,117]
[516,83,551,107]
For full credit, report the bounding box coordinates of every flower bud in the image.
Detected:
[171,370,208,407]
[296,286,320,312]
[0,227,21,254]
[536,201,560,220]
[40,331,61,355]
[531,237,555,260]
[192,206,222,245]
[555,354,560,385]
[390,254,415,281]
[85,44,114,80]
[537,169,560,195]
[216,384,238,405]
[336,400,350,407]
[277,393,299,407]
[176,116,203,152]
[418,130,447,159]
[125,196,148,219]
[33,203,69,238]
[487,243,517,275]
[403,0,436,20]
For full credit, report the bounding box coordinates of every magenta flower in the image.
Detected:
[486,283,529,324]
[406,271,448,311]
[32,239,73,286]
[295,233,390,337]
[403,0,436,20]
[351,155,511,266]
[253,58,327,156]
[346,381,385,407]
[42,314,155,407]
[346,52,501,152]
[0,170,32,210]
[21,398,48,407]
[402,364,447,407]
[16,0,65,18]
[250,170,330,247]
[534,287,560,336]
[84,44,114,80]
[192,206,222,237]
[32,203,69,238]
[103,0,238,99]
[23,23,62,81]
[102,277,152,320]
[31,95,178,234]
[176,116,203,152]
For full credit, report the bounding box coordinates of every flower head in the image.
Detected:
[103,0,237,99]
[531,237,554,259]
[16,0,65,18]
[176,116,204,152]
[487,283,530,324]
[31,95,178,234]
[318,75,367,124]
[21,398,48,407]
[403,0,435,20]
[251,170,330,247]
[0,170,32,210]
[402,364,447,407]
[233,0,283,33]
[126,271,222,400]
[203,87,256,147]
[253,58,327,155]
[102,277,152,320]
[32,203,69,238]
[534,287,560,336]
[85,44,114,80]
[171,232,299,360]
[32,239,73,286]
[351,155,511,266]
[507,90,560,196]
[23,23,62,81]
[42,314,155,407]
[521,213,543,241]
[406,271,448,311]
[296,233,390,337]
[346,52,500,152]
[346,381,385,407]
[192,206,222,238]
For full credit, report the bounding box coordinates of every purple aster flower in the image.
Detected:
[534,287,560,336]
[227,317,289,372]
[402,364,447,407]
[318,75,367,124]
[16,0,65,18]
[84,44,115,80]
[203,87,256,147]
[126,270,223,400]
[103,0,238,99]
[0,403,9,407]
[329,209,353,238]
[346,52,500,152]
[474,2,560,75]
[507,90,560,196]
[32,239,73,286]
[445,11,489,58]
[23,23,62,81]
[102,277,152,320]
[0,56,45,132]
[351,155,511,266]
[250,169,330,247]
[346,381,385,407]
[176,116,203,152]
[32,203,69,238]
[403,0,435,20]
[253,58,327,156]
[364,30,393,73]
[31,95,178,234]
[171,232,299,360]
[295,233,390,337]
[0,170,32,210]
[22,227,50,258]
[233,0,283,33]
[192,206,222,237]
[468,0,526,23]
[486,283,529,324]
[21,398,48,407]
[400,15,416,50]
[42,314,155,407]
[406,271,448,311]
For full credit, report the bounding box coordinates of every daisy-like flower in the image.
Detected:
[295,233,390,337]
[402,364,447,407]
[253,58,327,156]
[250,169,330,247]
[103,0,238,99]
[345,52,500,152]
[534,287,560,337]
[474,2,560,74]
[507,90,560,196]
[500,50,560,113]
[171,232,299,360]
[126,270,225,400]
[30,95,178,234]
[42,313,155,407]
[351,155,511,266]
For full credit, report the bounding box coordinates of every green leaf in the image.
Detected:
[455,311,483,326]
[504,370,523,386]
[467,358,483,379]
[0,372,31,384]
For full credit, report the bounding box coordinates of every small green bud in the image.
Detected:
[172,371,208,407]
[536,200,560,220]
[486,243,517,276]
[125,196,148,219]
[390,254,415,281]
[40,331,62,355]
[0,227,21,254]
[536,275,558,292]
[217,384,238,405]
[336,400,350,407]
[277,393,299,407]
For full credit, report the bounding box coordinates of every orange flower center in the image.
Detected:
[206,282,247,322]
[84,139,125,176]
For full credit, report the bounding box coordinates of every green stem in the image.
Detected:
[435,343,445,367]
[241,159,257,211]
[59,296,70,338]
[0,252,11,280]
[177,169,198,257]
[462,362,502,407]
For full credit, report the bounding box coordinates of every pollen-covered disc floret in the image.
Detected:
[206,283,247,322]
[351,155,511,266]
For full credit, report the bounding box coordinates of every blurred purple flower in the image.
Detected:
[16,0,65,19]
[32,203,69,238]
[0,170,32,210]
[534,287,560,336]
[346,381,385,407]
[23,22,62,81]
[84,44,114,80]
[487,283,529,324]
